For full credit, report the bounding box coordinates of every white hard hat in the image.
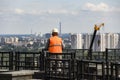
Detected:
[52,28,59,33]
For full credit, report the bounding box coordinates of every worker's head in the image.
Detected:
[52,28,59,36]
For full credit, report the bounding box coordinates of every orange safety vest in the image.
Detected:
[48,36,62,53]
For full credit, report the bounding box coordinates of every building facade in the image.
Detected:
[71,33,83,49]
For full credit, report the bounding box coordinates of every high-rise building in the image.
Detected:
[71,33,83,49]
[100,33,106,51]
[83,33,91,49]
[93,33,106,51]
[106,33,119,49]
[78,33,119,51]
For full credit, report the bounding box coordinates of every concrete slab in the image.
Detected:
[0,70,39,80]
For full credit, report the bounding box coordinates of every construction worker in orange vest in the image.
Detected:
[45,28,64,53]
[45,28,64,72]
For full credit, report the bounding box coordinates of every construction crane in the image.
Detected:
[88,23,104,60]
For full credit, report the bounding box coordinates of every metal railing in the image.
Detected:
[105,48,120,80]
[0,48,120,80]
[14,52,40,70]
[77,60,105,80]
[0,51,41,71]
[63,49,89,59]
[45,58,75,80]
[63,49,106,61]
[111,62,120,80]
[45,52,76,80]
[0,52,13,70]
[106,48,120,62]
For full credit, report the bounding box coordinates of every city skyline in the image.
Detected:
[0,0,120,34]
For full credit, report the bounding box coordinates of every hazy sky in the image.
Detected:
[0,0,120,34]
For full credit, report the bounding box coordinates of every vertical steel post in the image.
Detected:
[9,52,13,70]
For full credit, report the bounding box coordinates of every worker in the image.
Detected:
[45,28,64,53]
[45,28,64,72]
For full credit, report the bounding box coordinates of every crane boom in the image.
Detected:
[94,23,104,30]
[88,23,104,60]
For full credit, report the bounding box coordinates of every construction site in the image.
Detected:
[0,23,119,80]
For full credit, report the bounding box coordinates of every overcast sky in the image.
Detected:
[0,0,120,34]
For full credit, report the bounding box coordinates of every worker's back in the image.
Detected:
[49,36,62,53]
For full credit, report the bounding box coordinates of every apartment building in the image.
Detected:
[72,33,119,51]
[71,33,83,49]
